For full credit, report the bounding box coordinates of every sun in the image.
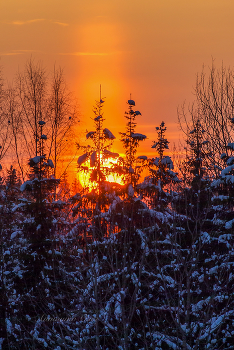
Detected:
[78,157,124,190]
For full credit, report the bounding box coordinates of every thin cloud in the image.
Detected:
[60,51,121,56]
[52,21,69,27]
[0,49,40,56]
[12,49,40,53]
[10,19,68,27]
[11,19,45,25]
[0,52,22,56]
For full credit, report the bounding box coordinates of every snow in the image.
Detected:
[11,231,19,239]
[94,115,101,121]
[77,152,88,165]
[221,164,234,176]
[211,179,222,188]
[221,153,227,159]
[103,128,116,140]
[86,131,95,139]
[200,231,211,243]
[114,301,122,320]
[47,159,54,168]
[223,175,234,183]
[90,151,96,167]
[103,149,119,158]
[211,195,229,202]
[199,312,233,340]
[153,157,159,166]
[30,156,45,164]
[226,156,234,165]
[161,156,174,169]
[6,319,12,334]
[135,110,141,115]
[20,180,33,191]
[128,99,135,106]
[128,184,134,197]
[228,142,234,150]
[225,218,234,229]
[131,132,147,140]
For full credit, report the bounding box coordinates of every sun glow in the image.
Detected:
[78,157,124,190]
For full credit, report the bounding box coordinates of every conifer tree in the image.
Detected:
[77,93,119,195]
[120,98,146,187]
[210,141,234,232]
[1,119,82,349]
[175,119,211,219]
[139,121,178,210]
[77,89,120,213]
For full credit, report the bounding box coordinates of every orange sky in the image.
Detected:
[1,0,234,159]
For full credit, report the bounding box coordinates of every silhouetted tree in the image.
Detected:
[139,122,179,210]
[120,98,146,187]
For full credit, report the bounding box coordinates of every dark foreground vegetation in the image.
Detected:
[1,60,234,349]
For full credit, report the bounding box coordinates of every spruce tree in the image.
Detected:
[1,120,82,349]
[138,121,179,210]
[120,98,146,187]
[77,92,119,201]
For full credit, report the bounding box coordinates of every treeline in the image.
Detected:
[1,61,234,349]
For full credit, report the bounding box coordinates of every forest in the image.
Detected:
[1,60,234,350]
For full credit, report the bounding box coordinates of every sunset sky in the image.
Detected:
[1,0,234,157]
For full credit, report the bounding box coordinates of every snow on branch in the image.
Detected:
[103,128,116,140]
[78,152,89,165]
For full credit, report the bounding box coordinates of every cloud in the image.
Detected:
[0,49,40,56]
[60,51,121,56]
[13,49,39,53]
[9,19,68,27]
[52,21,68,27]
[0,52,22,56]
[11,19,45,25]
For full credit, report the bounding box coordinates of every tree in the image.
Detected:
[138,122,179,210]
[174,117,212,222]
[120,98,146,187]
[0,124,82,350]
[77,91,120,204]
[178,61,234,173]
[47,66,78,179]
[0,72,13,169]
[16,59,47,159]
[8,59,79,181]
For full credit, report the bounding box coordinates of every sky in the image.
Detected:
[1,0,234,158]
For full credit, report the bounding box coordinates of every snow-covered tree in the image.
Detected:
[174,119,212,220]
[0,120,84,349]
[77,93,122,217]
[120,98,146,187]
[138,122,179,210]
